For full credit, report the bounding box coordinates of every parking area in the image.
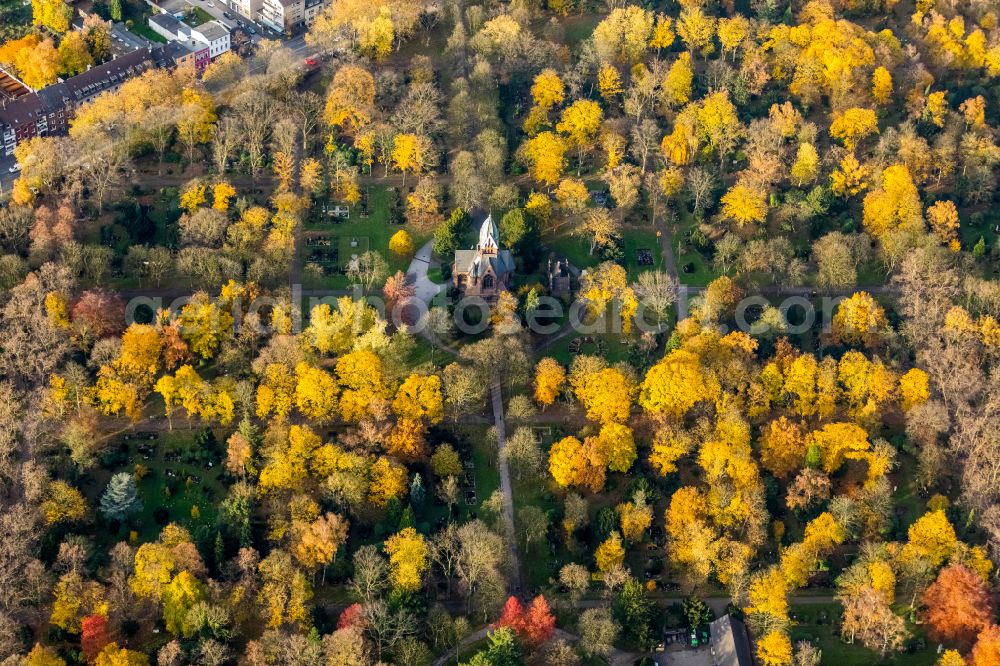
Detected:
[654,647,714,665]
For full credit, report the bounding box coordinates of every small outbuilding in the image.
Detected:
[708,615,753,666]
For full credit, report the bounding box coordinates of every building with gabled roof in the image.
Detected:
[708,615,753,666]
[453,214,514,299]
[1,46,172,157]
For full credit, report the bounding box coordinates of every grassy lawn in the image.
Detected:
[183,6,215,26]
[675,245,716,286]
[560,14,602,48]
[304,185,429,290]
[131,22,168,43]
[547,331,634,367]
[0,0,31,40]
[544,224,664,280]
[427,264,445,284]
[510,428,562,592]
[419,426,501,532]
[669,210,720,287]
[789,603,937,666]
[507,426,649,593]
[89,427,227,547]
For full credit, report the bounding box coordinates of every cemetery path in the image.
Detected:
[431,624,643,666]
[490,384,524,599]
[407,238,445,305]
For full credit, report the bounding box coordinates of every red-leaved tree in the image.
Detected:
[921,563,995,646]
[495,595,556,647]
[496,596,526,634]
[383,271,417,326]
[71,289,125,340]
[337,603,367,630]
[522,595,556,646]
[81,614,110,661]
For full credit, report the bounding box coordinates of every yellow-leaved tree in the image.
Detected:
[393,373,444,424]
[531,68,565,110]
[574,367,636,425]
[548,436,607,492]
[368,456,408,506]
[831,291,888,346]
[862,164,924,240]
[384,527,428,591]
[898,368,930,411]
[324,64,375,133]
[294,362,339,423]
[534,358,566,409]
[901,510,958,567]
[721,183,768,227]
[829,107,879,150]
[336,349,390,422]
[595,531,626,571]
[757,630,793,666]
[597,423,636,473]
[640,349,717,420]
[556,100,604,169]
[872,67,893,106]
[790,143,819,186]
[520,131,569,186]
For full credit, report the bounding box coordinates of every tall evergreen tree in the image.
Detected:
[99,472,141,521]
[410,472,425,507]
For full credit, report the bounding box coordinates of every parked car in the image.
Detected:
[247,25,256,34]
[8,163,21,173]
[223,10,233,18]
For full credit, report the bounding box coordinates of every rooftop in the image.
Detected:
[709,615,753,666]
[0,47,167,130]
[193,20,230,40]
[150,12,185,35]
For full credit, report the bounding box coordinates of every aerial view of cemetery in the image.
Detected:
[1,0,1000,663]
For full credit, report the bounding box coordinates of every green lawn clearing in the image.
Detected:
[304,185,430,290]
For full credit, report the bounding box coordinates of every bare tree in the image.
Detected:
[630,118,659,172]
[212,117,238,175]
[686,167,715,215]
[232,87,275,180]
[293,91,323,152]
[351,545,388,605]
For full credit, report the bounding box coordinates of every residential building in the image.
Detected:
[259,0,301,33]
[147,14,230,69]
[259,0,327,32]
[149,12,188,41]
[159,41,210,73]
[453,215,514,299]
[0,46,171,157]
[303,0,326,23]
[227,0,263,21]
[546,253,574,300]
[190,21,231,58]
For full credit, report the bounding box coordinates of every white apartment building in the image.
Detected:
[190,21,231,57]
[259,0,327,32]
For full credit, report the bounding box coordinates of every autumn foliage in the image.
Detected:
[495,595,556,647]
[921,563,995,646]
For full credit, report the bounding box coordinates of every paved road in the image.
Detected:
[490,384,522,597]
[406,239,444,304]
[0,156,15,195]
